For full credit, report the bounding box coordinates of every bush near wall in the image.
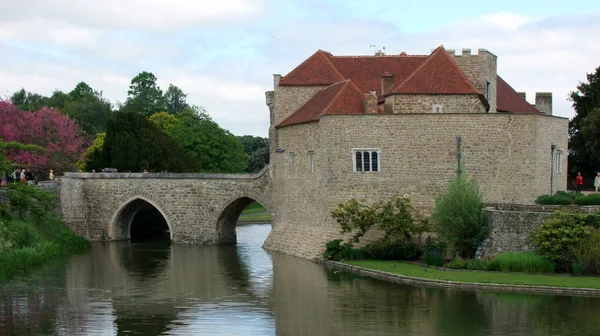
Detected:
[535,191,600,205]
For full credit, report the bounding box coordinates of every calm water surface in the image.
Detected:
[1,224,600,335]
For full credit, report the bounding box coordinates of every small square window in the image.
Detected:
[433,104,443,113]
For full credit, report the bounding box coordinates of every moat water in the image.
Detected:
[1,224,600,335]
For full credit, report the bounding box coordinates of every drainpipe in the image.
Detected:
[551,143,556,195]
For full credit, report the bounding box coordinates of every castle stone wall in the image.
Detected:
[452,49,498,112]
[272,86,326,125]
[391,94,484,114]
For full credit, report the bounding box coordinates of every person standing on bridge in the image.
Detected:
[575,172,584,194]
[49,169,55,181]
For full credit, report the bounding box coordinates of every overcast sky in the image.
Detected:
[1,0,599,137]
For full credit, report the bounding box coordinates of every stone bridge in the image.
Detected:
[55,168,273,245]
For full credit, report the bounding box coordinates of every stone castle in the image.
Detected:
[262,46,569,258]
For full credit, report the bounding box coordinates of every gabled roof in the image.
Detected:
[278,50,345,86]
[388,46,480,95]
[496,76,542,114]
[276,80,365,127]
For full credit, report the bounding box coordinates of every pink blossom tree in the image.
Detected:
[0,101,89,174]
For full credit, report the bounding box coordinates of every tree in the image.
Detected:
[10,89,49,111]
[171,108,248,173]
[163,84,189,115]
[0,101,88,174]
[121,71,165,116]
[0,139,43,178]
[432,175,486,259]
[149,112,180,135]
[63,83,112,134]
[92,111,199,172]
[77,132,105,171]
[568,66,600,179]
[237,135,268,173]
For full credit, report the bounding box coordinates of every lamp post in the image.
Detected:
[551,143,556,195]
[457,135,462,177]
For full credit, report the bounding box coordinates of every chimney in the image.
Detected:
[535,92,552,115]
[363,92,378,114]
[381,73,395,95]
[374,49,385,56]
[517,92,526,101]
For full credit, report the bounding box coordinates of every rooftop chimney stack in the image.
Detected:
[517,92,526,101]
[363,92,378,114]
[535,92,553,115]
[381,73,395,95]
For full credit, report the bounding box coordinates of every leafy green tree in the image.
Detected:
[62,82,112,134]
[149,112,180,135]
[10,89,49,111]
[47,90,71,109]
[531,210,592,263]
[237,135,268,172]
[121,71,165,116]
[163,84,189,115]
[92,112,199,172]
[77,132,105,171]
[171,108,248,173]
[569,66,600,179]
[432,175,486,259]
[0,140,44,178]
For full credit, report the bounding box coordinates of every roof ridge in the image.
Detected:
[321,51,348,82]
[331,55,429,58]
[279,49,345,86]
[387,46,479,95]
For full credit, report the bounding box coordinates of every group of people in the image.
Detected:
[575,171,600,193]
[0,168,54,187]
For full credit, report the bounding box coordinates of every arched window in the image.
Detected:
[363,152,370,171]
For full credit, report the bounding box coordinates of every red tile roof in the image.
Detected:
[278,50,345,86]
[496,75,542,114]
[277,80,365,127]
[388,46,480,95]
[276,47,543,127]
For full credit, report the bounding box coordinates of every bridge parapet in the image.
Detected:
[56,166,272,244]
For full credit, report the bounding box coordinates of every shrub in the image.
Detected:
[493,253,555,273]
[432,175,486,258]
[364,239,423,261]
[531,211,592,262]
[330,196,428,245]
[446,258,466,269]
[465,258,490,271]
[424,250,444,266]
[569,229,600,274]
[575,194,600,205]
[322,239,365,261]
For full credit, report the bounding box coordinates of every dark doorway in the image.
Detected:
[130,202,170,243]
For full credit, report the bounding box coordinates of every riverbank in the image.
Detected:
[314,259,600,296]
[0,184,89,282]
[239,201,271,223]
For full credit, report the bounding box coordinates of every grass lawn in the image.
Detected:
[343,260,600,289]
[239,202,271,221]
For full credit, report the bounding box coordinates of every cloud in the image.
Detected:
[1,3,599,137]
[0,0,268,31]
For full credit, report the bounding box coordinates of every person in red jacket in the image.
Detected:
[575,172,584,194]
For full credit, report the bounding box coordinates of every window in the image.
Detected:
[289,152,295,172]
[433,104,443,113]
[353,149,380,172]
[555,150,563,173]
[308,151,315,172]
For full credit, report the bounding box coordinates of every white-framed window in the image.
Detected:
[433,104,443,113]
[555,150,563,173]
[289,152,295,172]
[308,151,315,172]
[352,148,380,172]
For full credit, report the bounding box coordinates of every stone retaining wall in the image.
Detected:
[314,259,600,297]
[477,204,600,258]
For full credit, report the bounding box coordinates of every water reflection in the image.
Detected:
[1,224,600,335]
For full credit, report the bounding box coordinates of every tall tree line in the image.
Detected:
[7,71,269,173]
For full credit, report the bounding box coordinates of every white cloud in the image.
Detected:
[0,0,267,31]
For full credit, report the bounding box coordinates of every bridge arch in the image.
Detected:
[109,196,174,241]
[216,194,272,244]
